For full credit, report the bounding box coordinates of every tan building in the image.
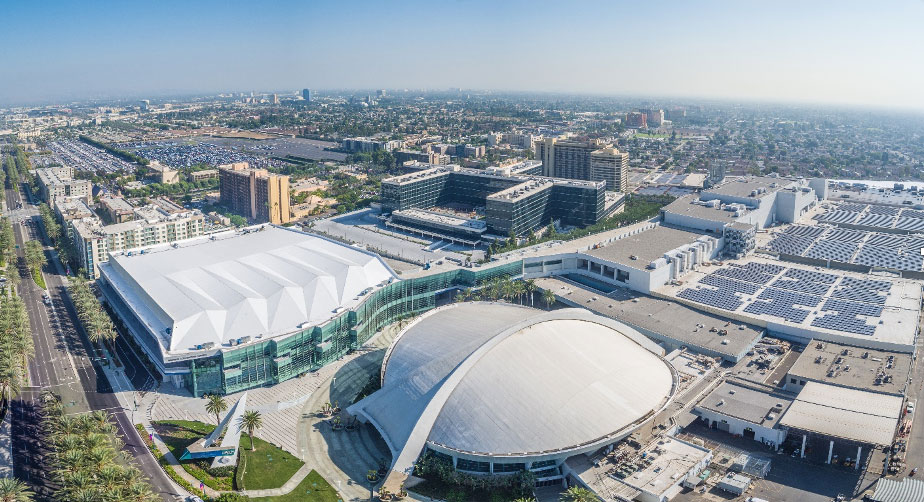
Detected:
[188,169,219,182]
[100,196,135,223]
[218,162,291,224]
[71,205,204,278]
[147,161,180,184]
[536,136,607,180]
[35,166,92,204]
[590,147,630,193]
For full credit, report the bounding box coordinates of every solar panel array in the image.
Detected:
[815,202,924,233]
[744,287,820,323]
[678,287,743,311]
[677,262,891,337]
[764,224,924,272]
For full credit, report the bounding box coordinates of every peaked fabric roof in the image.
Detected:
[102,226,397,354]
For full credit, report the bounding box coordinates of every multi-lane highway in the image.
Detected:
[5,183,180,501]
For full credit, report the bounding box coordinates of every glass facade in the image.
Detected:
[382,168,607,237]
[184,259,524,396]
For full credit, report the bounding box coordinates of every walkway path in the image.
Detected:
[298,325,400,502]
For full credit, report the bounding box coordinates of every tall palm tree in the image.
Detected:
[204,394,228,426]
[0,477,33,502]
[543,288,556,310]
[560,486,597,502]
[524,279,537,307]
[240,410,263,450]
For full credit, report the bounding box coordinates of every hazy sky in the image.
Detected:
[2,0,923,109]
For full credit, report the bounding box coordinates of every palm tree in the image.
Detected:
[512,498,536,502]
[204,394,228,426]
[524,279,537,307]
[0,477,33,502]
[560,486,597,502]
[240,410,263,450]
[543,288,556,310]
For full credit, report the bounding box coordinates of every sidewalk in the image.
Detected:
[100,355,203,499]
[0,413,11,478]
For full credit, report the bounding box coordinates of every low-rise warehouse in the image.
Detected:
[693,380,793,449]
[780,381,903,467]
[784,340,911,396]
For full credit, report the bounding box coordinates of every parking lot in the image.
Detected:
[47,139,138,173]
[119,139,285,169]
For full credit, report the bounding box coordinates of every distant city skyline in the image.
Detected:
[2,0,923,110]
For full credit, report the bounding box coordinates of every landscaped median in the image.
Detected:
[138,420,340,501]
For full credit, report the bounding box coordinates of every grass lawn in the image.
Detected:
[152,420,234,491]
[257,470,340,502]
[634,132,668,139]
[235,434,304,490]
[31,267,45,289]
[152,419,305,492]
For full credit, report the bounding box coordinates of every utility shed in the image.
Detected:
[717,472,751,495]
[870,477,924,502]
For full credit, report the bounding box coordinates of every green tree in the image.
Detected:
[205,394,228,425]
[560,486,597,502]
[240,410,263,451]
[0,477,34,502]
[543,288,556,310]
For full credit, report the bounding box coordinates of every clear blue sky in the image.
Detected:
[2,0,923,109]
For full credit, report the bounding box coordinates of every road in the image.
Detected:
[5,183,180,501]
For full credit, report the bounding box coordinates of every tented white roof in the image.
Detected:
[101,226,397,354]
[350,303,676,470]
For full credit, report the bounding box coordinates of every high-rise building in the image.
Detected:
[590,147,630,193]
[272,93,279,104]
[625,112,647,128]
[665,107,685,121]
[535,137,606,180]
[640,108,664,127]
[219,162,291,225]
[302,88,311,102]
[376,89,386,97]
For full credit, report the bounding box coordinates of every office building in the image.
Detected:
[147,161,180,184]
[218,162,291,224]
[380,161,621,239]
[590,147,630,192]
[188,169,219,182]
[35,166,92,204]
[394,150,451,165]
[341,137,402,153]
[302,88,311,102]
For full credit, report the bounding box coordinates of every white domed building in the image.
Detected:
[349,302,678,486]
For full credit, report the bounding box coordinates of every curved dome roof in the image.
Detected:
[351,303,676,467]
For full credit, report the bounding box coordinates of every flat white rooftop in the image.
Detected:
[779,381,902,446]
[100,225,398,356]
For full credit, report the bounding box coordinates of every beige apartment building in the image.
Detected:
[218,162,291,224]
[71,204,204,277]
